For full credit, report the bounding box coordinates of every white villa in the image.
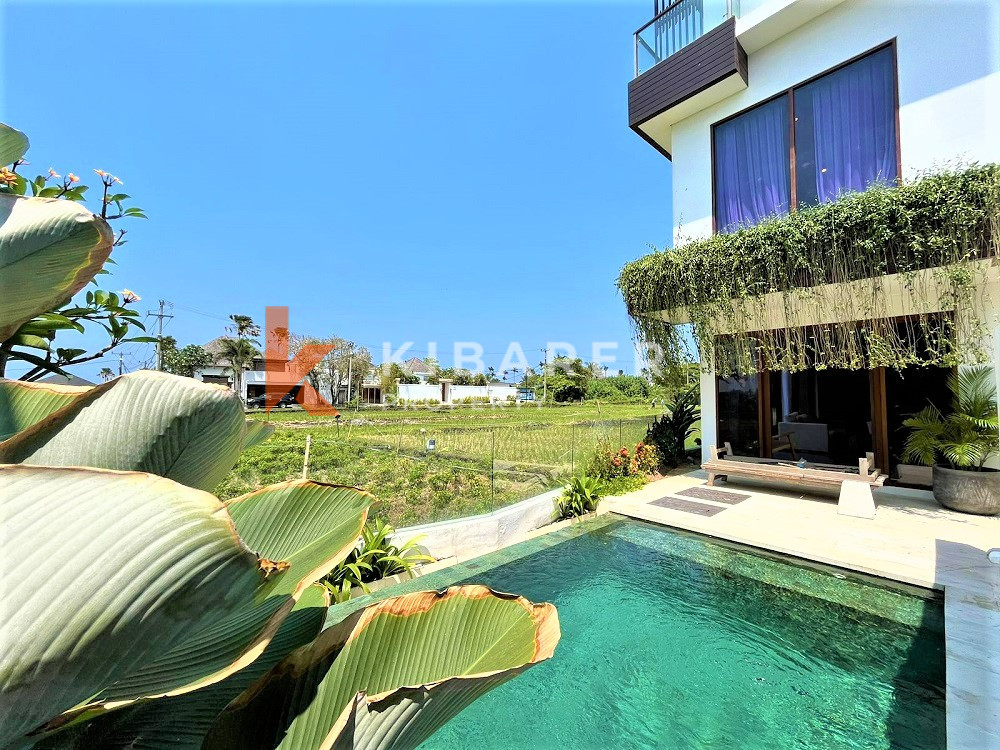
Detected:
[625,0,1000,482]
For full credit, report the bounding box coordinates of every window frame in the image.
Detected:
[710,39,901,234]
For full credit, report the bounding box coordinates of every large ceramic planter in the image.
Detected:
[932,465,1000,515]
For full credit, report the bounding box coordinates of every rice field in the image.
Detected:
[216,403,676,527]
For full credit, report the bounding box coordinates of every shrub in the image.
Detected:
[645,386,700,468]
[587,442,630,480]
[903,365,999,470]
[584,375,652,403]
[587,441,660,484]
[603,475,647,496]
[633,441,660,474]
[323,517,434,602]
[555,475,604,519]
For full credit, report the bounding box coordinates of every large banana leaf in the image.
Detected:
[64,481,372,714]
[0,465,264,746]
[0,378,91,441]
[204,586,561,750]
[29,587,332,750]
[0,194,114,341]
[0,123,28,167]
[0,371,246,491]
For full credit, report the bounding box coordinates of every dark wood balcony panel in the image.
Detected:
[628,17,747,129]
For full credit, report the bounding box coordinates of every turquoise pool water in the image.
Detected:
[338,516,946,749]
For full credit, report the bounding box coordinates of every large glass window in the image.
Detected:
[794,46,898,205]
[714,95,791,233]
[716,375,760,456]
[713,45,898,230]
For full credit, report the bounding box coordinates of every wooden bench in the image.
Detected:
[703,443,887,519]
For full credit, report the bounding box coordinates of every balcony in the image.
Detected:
[634,0,740,76]
[628,0,747,158]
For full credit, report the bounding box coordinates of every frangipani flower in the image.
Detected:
[121,289,141,304]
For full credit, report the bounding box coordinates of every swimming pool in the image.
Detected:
[334,515,945,749]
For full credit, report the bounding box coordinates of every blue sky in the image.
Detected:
[4,1,672,380]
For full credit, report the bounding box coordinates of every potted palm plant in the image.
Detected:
[903,366,1000,515]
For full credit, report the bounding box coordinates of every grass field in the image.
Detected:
[216,403,684,528]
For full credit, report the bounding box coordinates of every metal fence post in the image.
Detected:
[619,419,623,447]
[490,428,496,508]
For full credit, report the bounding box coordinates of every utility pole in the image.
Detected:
[346,355,353,404]
[541,346,549,403]
[148,299,174,370]
[118,352,124,376]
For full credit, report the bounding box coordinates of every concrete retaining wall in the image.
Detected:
[390,487,563,560]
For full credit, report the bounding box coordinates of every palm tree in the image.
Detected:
[216,337,260,403]
[98,367,114,382]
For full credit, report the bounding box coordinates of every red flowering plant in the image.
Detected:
[587,441,661,482]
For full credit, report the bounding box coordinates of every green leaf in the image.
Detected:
[71,480,372,713]
[18,313,85,334]
[243,419,275,450]
[205,586,560,749]
[123,335,158,343]
[4,349,68,378]
[0,370,247,491]
[0,123,29,166]
[9,333,50,351]
[0,194,114,341]
[53,348,86,361]
[0,378,90,441]
[34,585,330,750]
[0,465,264,746]
[29,587,332,750]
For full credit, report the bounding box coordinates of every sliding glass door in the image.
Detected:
[767,369,874,466]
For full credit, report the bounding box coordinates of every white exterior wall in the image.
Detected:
[663,0,1000,461]
[672,0,1000,245]
[398,383,443,402]
[451,384,519,402]
[397,383,519,404]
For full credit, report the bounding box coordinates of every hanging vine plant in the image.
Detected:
[617,164,1000,376]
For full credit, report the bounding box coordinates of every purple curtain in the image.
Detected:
[794,46,897,205]
[714,94,791,233]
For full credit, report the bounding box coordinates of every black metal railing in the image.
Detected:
[634,0,738,77]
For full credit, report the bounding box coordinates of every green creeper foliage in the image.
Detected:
[617,164,1000,375]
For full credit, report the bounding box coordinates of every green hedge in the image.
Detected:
[617,164,1000,375]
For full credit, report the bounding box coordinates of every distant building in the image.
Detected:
[401,357,434,382]
[37,373,95,387]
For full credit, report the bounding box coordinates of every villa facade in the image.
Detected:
[627,0,1000,481]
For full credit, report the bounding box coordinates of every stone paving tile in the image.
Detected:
[676,485,750,504]
[649,495,727,516]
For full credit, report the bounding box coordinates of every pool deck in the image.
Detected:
[606,472,1000,750]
